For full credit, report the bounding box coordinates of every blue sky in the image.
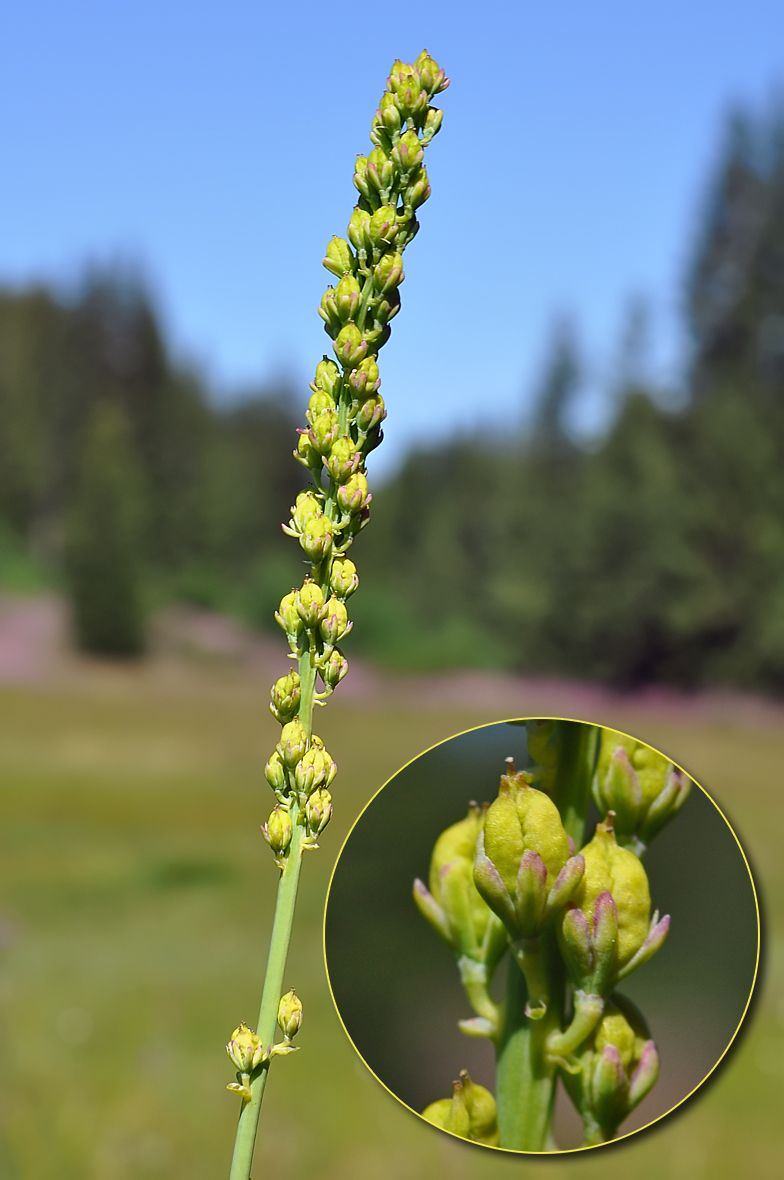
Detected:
[3,1,784,471]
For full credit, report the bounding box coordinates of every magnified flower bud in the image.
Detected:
[275,590,304,638]
[319,596,350,645]
[299,512,332,563]
[277,719,308,769]
[325,437,362,483]
[277,989,303,1039]
[593,729,691,854]
[571,821,652,974]
[333,323,368,369]
[321,647,349,690]
[226,1022,265,1072]
[323,235,356,278]
[337,472,371,514]
[305,786,333,835]
[422,1077,470,1140]
[269,671,301,723]
[261,804,292,856]
[329,558,359,598]
[422,1071,498,1145]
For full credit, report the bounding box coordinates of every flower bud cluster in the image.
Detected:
[261,53,447,872]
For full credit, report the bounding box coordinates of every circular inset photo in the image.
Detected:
[324,719,759,1153]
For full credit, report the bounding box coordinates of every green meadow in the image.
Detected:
[0,671,781,1178]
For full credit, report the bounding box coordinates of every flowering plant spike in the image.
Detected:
[226,53,448,1180]
[414,722,686,1151]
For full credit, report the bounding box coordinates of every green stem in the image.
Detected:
[496,946,562,1151]
[549,722,598,849]
[229,821,306,1180]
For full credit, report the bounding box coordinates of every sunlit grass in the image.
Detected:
[0,675,781,1178]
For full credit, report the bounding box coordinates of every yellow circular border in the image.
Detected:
[322,715,762,1155]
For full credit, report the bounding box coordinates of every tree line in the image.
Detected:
[2,102,784,690]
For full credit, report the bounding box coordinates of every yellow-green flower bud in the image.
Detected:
[305,786,333,835]
[299,512,332,563]
[347,207,372,253]
[309,408,340,455]
[277,989,303,1039]
[325,436,362,483]
[333,322,368,369]
[415,51,449,95]
[330,558,359,598]
[356,392,386,434]
[391,130,424,174]
[367,204,399,248]
[387,63,427,121]
[320,596,350,645]
[337,471,371,514]
[320,647,349,690]
[264,749,287,793]
[323,235,355,278]
[318,287,342,336]
[226,1023,265,1072]
[460,1070,499,1146]
[275,590,304,638]
[347,355,381,399]
[352,154,371,200]
[378,90,402,134]
[573,823,651,970]
[296,580,327,628]
[277,718,308,769]
[261,804,292,855]
[422,105,444,143]
[312,357,342,397]
[404,166,431,210]
[307,389,335,423]
[373,251,405,294]
[269,672,301,724]
[334,274,362,322]
[594,729,691,853]
[294,743,336,796]
[483,772,570,897]
[310,734,337,785]
[291,492,321,533]
[295,429,321,471]
[366,146,395,193]
[372,291,401,327]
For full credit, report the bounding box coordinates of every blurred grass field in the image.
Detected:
[0,665,782,1179]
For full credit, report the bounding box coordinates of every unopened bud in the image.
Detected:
[422,105,444,143]
[459,1070,499,1146]
[334,274,362,322]
[262,804,292,855]
[366,146,396,193]
[294,743,336,796]
[337,472,371,514]
[325,436,362,483]
[348,356,381,399]
[367,205,399,248]
[333,322,368,369]
[277,719,308,768]
[321,647,349,690]
[572,822,652,975]
[275,590,304,638]
[296,580,327,628]
[226,1023,265,1072]
[373,251,405,294]
[323,235,355,278]
[295,429,321,471]
[347,208,372,253]
[391,130,424,174]
[305,786,333,835]
[356,392,386,434]
[291,492,321,533]
[309,409,340,455]
[307,389,335,422]
[373,290,401,326]
[404,166,431,209]
[352,154,371,199]
[329,558,359,598]
[415,51,449,95]
[277,989,303,1039]
[318,287,341,335]
[269,672,301,723]
[320,596,350,645]
[299,512,332,563]
[312,357,342,397]
[378,91,402,134]
[264,749,287,794]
